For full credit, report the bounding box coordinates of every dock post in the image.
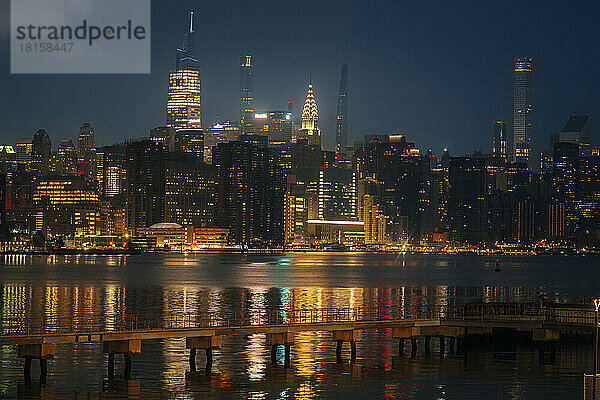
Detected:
[107,352,115,376]
[23,357,32,382]
[271,345,278,364]
[123,353,132,377]
[40,358,48,376]
[449,337,456,355]
[332,330,361,363]
[424,336,431,355]
[266,332,294,366]
[186,336,222,371]
[284,343,291,367]
[439,336,445,357]
[102,340,141,378]
[391,327,420,358]
[18,344,55,383]
[205,348,213,371]
[189,348,197,372]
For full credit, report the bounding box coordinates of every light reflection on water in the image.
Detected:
[0,253,598,398]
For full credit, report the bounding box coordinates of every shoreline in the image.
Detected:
[1,249,599,256]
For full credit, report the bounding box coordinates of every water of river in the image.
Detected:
[0,253,597,399]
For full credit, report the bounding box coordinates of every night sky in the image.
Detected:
[0,0,598,157]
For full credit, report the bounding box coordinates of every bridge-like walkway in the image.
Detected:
[0,302,595,380]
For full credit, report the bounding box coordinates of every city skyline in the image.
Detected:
[0,1,598,156]
[2,2,600,398]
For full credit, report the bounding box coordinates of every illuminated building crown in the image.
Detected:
[302,83,318,130]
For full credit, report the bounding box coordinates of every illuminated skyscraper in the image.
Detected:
[447,156,488,244]
[240,53,254,122]
[492,121,508,159]
[318,168,357,220]
[558,114,593,156]
[77,122,96,179]
[205,120,240,163]
[56,139,77,175]
[174,128,204,161]
[299,78,320,147]
[96,144,126,198]
[354,135,423,242]
[243,111,293,146]
[125,139,167,235]
[213,138,285,247]
[335,64,348,160]
[165,152,216,227]
[513,57,533,165]
[32,129,52,176]
[166,12,202,130]
[33,175,99,236]
[15,139,33,171]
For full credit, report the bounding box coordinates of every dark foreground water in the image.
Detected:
[0,253,598,399]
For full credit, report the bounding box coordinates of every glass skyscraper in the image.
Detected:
[335,64,348,160]
[492,120,508,158]
[240,53,254,123]
[512,57,533,165]
[166,12,202,130]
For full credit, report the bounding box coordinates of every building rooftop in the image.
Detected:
[561,114,590,133]
[149,222,183,229]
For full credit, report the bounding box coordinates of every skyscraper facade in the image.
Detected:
[165,152,216,227]
[96,144,126,198]
[174,128,204,161]
[205,120,240,163]
[77,122,96,179]
[15,139,33,170]
[125,139,167,235]
[335,64,348,160]
[447,156,488,244]
[166,12,202,130]
[240,53,254,122]
[243,111,293,146]
[513,57,533,165]
[56,140,77,175]
[31,129,51,176]
[559,114,593,156]
[213,138,285,248]
[492,121,508,159]
[354,135,423,242]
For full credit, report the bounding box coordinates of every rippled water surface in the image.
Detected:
[0,253,598,398]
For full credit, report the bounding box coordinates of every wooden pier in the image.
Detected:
[0,302,596,380]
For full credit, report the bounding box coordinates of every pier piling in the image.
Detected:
[18,344,54,382]
[186,336,221,372]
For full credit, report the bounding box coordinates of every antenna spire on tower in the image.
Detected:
[189,11,194,33]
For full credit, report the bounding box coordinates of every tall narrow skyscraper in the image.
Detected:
[77,122,96,179]
[492,121,508,159]
[166,12,202,130]
[335,64,349,160]
[32,129,51,176]
[240,53,254,122]
[299,77,321,147]
[512,57,533,165]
